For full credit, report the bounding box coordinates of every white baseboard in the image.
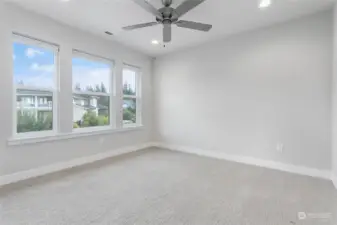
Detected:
[1,142,335,189]
[153,142,331,180]
[0,142,154,187]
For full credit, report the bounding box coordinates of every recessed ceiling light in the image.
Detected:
[61,0,70,2]
[151,40,159,45]
[259,0,271,9]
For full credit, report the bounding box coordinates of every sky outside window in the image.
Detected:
[72,57,111,92]
[13,42,136,95]
[13,42,55,88]
[123,68,137,95]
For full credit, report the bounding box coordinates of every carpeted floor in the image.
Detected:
[1,148,336,225]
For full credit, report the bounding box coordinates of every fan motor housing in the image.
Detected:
[156,7,178,24]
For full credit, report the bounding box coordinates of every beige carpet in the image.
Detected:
[1,148,336,225]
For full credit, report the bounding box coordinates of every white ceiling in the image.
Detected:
[5,0,336,56]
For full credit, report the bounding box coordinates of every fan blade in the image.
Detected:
[174,0,206,18]
[123,22,159,30]
[130,0,162,19]
[163,24,171,43]
[176,20,212,31]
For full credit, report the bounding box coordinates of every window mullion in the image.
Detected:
[115,61,123,129]
[110,96,116,129]
[123,95,136,98]
[73,90,110,97]
[136,97,142,125]
[13,87,17,137]
[52,89,58,133]
[136,69,142,126]
[53,48,59,134]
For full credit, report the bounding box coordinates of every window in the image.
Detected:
[72,51,113,130]
[122,65,141,126]
[13,35,58,135]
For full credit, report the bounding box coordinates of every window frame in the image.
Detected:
[122,64,142,128]
[72,50,116,133]
[12,33,59,138]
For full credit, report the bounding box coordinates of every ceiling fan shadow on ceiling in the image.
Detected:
[122,0,212,43]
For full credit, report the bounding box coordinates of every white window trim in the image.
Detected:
[73,90,111,97]
[8,36,145,145]
[12,34,59,139]
[7,125,144,146]
[73,49,113,66]
[13,33,59,51]
[122,64,142,128]
[72,50,116,132]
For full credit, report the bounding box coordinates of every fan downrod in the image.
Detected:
[162,0,172,7]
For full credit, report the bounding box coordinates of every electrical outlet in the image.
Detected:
[276,143,284,153]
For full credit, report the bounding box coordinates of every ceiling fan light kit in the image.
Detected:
[123,0,212,43]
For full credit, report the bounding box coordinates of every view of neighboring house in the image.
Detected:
[17,89,53,120]
[17,87,134,124]
[123,98,136,109]
[17,88,109,122]
[73,93,108,122]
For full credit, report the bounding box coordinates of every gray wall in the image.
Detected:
[332,6,337,180]
[0,3,333,177]
[0,3,153,176]
[154,11,333,170]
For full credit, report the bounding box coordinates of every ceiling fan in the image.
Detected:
[122,0,212,43]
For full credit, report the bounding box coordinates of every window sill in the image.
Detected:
[7,125,144,146]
